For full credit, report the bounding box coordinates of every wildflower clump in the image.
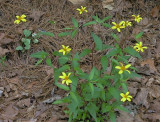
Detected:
[133,42,147,52]
[14,14,26,24]
[59,72,72,85]
[122,21,132,27]
[59,45,71,55]
[115,63,131,74]
[76,6,88,14]
[120,92,133,102]
[111,21,125,32]
[132,15,142,23]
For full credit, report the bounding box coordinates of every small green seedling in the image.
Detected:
[0,56,6,66]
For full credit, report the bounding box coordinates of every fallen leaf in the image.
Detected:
[151,6,160,17]
[134,88,149,108]
[102,0,114,10]
[149,85,160,98]
[16,98,31,108]
[142,113,160,122]
[0,47,10,56]
[0,33,15,45]
[141,59,157,74]
[68,0,86,4]
[30,10,44,22]
[117,111,134,122]
[149,100,160,113]
[138,17,149,26]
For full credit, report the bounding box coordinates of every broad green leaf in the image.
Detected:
[64,27,73,30]
[53,99,64,104]
[79,49,91,58]
[124,46,141,58]
[72,53,80,70]
[16,46,23,50]
[89,67,96,80]
[53,51,62,56]
[102,23,112,28]
[116,105,130,113]
[102,44,114,50]
[135,32,144,39]
[24,29,31,37]
[46,58,53,68]
[83,21,97,26]
[70,76,78,92]
[70,91,78,103]
[89,83,94,96]
[117,55,128,64]
[121,83,128,93]
[111,33,119,41]
[48,20,56,24]
[109,111,116,122]
[35,59,43,66]
[110,58,119,65]
[30,51,48,59]
[106,48,119,58]
[24,44,31,50]
[101,56,108,71]
[58,65,70,72]
[59,56,69,65]
[101,16,112,23]
[102,103,112,113]
[108,87,120,100]
[101,90,105,101]
[22,39,31,45]
[71,29,78,39]
[33,39,39,43]
[72,17,78,28]
[91,32,102,50]
[58,32,71,37]
[38,31,54,37]
[56,83,70,91]
[86,103,98,121]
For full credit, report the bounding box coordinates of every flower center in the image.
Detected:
[81,8,85,12]
[64,76,69,81]
[138,45,142,49]
[124,95,128,98]
[121,66,126,70]
[63,48,67,52]
[116,24,120,28]
[18,17,23,21]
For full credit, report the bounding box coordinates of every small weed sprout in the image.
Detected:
[0,56,6,66]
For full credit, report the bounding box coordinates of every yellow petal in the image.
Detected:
[62,45,65,48]
[21,19,26,22]
[117,28,120,32]
[62,72,66,77]
[62,80,65,84]
[120,93,125,97]
[128,95,133,98]
[76,8,81,11]
[126,70,131,74]
[59,49,64,52]
[121,98,126,102]
[119,70,123,74]
[125,64,131,69]
[59,76,65,79]
[115,66,121,69]
[85,10,88,12]
[112,22,117,25]
[68,73,71,77]
[21,14,26,18]
[111,26,116,29]
[127,98,131,101]
[126,92,129,95]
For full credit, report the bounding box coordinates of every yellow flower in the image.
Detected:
[122,21,132,27]
[132,15,142,23]
[59,72,72,85]
[76,6,88,14]
[115,63,131,74]
[14,14,26,24]
[111,21,125,32]
[59,45,71,55]
[133,42,147,52]
[120,92,133,102]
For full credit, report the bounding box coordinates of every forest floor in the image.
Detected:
[0,0,160,121]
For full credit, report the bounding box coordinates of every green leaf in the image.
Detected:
[16,46,23,50]
[121,83,128,93]
[83,21,97,26]
[111,33,119,41]
[59,56,69,65]
[72,17,78,28]
[22,39,31,45]
[92,15,102,23]
[124,46,141,59]
[58,65,70,72]
[102,45,114,50]
[64,27,73,30]
[108,87,120,100]
[24,44,31,50]
[46,58,53,68]
[71,29,78,39]
[24,29,31,37]
[89,83,94,96]
[110,58,119,65]
[109,111,116,122]
[30,51,48,59]
[106,48,119,58]
[91,32,102,50]
[101,16,112,23]
[116,105,130,113]
[72,53,80,70]
[86,103,98,121]
[102,23,112,28]
[35,59,43,66]
[79,49,91,58]
[89,67,96,80]
[48,20,56,24]
[70,91,78,103]
[101,56,108,71]
[55,83,70,91]
[53,51,62,56]
[58,32,71,37]
[135,32,144,39]
[33,39,39,43]
[70,76,78,92]
[38,31,54,37]
[53,99,64,104]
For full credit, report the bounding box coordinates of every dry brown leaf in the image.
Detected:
[142,113,160,122]
[150,100,160,113]
[102,0,114,10]
[141,59,157,73]
[30,10,44,22]
[0,47,10,56]
[149,85,160,98]
[68,0,86,4]
[1,103,19,119]
[128,86,138,97]
[0,33,15,45]
[117,111,134,122]
[138,17,149,26]
[151,6,160,17]
[16,98,31,108]
[134,88,149,108]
